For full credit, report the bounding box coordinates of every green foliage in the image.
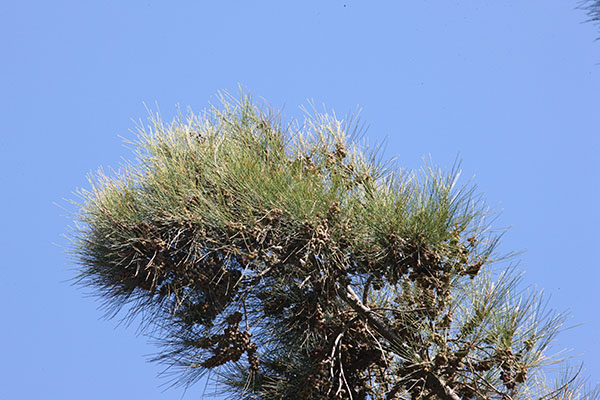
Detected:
[70,92,596,399]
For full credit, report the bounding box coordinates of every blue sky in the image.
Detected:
[1,1,598,398]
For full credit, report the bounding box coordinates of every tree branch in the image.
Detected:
[335,282,462,400]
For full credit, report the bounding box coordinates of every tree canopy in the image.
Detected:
[70,93,596,399]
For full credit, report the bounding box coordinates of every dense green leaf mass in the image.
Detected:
[71,94,595,399]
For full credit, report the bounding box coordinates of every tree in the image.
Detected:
[580,1,600,36]
[70,93,596,399]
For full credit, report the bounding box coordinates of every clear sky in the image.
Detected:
[1,1,598,399]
